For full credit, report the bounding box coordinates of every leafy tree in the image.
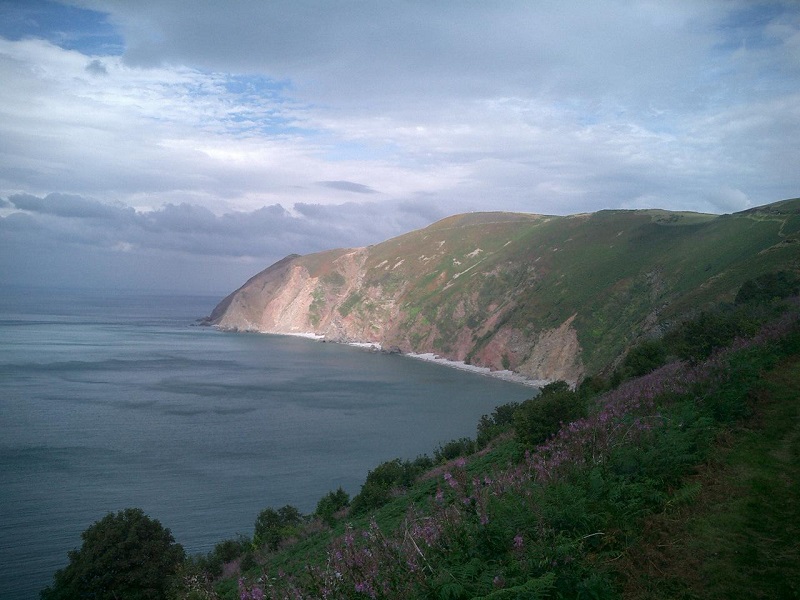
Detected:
[315,487,351,525]
[41,508,185,600]
[253,505,302,551]
[665,308,757,361]
[476,401,520,448]
[434,437,476,462]
[513,381,587,447]
[350,458,428,515]
[187,536,250,578]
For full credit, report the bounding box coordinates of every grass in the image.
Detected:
[216,305,800,599]
[259,199,800,382]
[617,356,800,600]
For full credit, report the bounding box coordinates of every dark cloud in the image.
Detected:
[10,193,130,219]
[85,58,108,75]
[317,180,378,194]
[0,193,446,291]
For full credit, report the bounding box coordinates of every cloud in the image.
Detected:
[0,1,798,291]
[706,187,752,213]
[10,192,129,218]
[85,58,108,75]
[0,192,448,290]
[2,3,798,218]
[317,181,378,194]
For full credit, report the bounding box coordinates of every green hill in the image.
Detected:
[198,281,800,600]
[46,199,800,599]
[208,198,800,384]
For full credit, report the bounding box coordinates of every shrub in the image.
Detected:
[41,508,185,600]
[617,339,668,381]
[314,487,350,526]
[187,536,250,578]
[476,401,520,448]
[664,308,757,361]
[253,505,302,551]
[513,381,587,447]
[350,458,427,515]
[735,270,800,305]
[434,437,476,462]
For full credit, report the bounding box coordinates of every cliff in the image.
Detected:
[206,199,800,385]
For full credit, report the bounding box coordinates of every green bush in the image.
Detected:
[188,536,250,578]
[434,437,476,462]
[513,381,587,447]
[253,505,302,551]
[664,308,757,361]
[663,273,798,362]
[314,487,350,526]
[617,339,668,380]
[350,458,428,515]
[735,270,800,305]
[476,401,520,448]
[41,508,185,600]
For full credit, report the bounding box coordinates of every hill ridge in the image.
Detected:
[207,198,800,384]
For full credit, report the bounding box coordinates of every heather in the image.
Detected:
[224,299,800,599]
[209,198,800,382]
[42,285,800,599]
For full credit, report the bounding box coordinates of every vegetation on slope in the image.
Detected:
[618,355,800,599]
[43,272,798,600]
[211,198,800,383]
[45,211,800,599]
[208,282,799,600]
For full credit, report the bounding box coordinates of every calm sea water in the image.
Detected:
[0,287,534,599]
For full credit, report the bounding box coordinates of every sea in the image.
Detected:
[0,286,534,599]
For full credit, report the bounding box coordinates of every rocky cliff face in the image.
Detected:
[209,214,585,385]
[206,200,800,386]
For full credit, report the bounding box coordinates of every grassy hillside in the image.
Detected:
[619,356,800,599]
[227,197,800,382]
[182,281,800,600]
[48,201,800,598]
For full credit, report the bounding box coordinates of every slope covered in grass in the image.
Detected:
[618,355,800,599]
[200,293,800,600]
[210,198,800,384]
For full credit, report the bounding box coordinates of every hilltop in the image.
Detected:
[206,198,800,384]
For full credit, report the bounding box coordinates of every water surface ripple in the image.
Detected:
[0,287,533,599]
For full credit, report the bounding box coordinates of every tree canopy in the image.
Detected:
[41,508,185,600]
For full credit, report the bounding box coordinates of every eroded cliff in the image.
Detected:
[206,200,800,386]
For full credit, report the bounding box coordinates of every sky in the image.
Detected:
[0,1,798,294]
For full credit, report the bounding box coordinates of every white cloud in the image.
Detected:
[1,1,798,291]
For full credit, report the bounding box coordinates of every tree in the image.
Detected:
[350,458,428,515]
[514,381,587,447]
[253,505,302,551]
[314,488,351,526]
[476,401,520,448]
[41,508,185,600]
[617,339,667,381]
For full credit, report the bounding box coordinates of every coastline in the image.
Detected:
[403,352,546,388]
[217,327,544,389]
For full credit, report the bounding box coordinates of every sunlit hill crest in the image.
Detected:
[207,197,800,384]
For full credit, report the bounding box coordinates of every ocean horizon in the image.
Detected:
[0,286,534,599]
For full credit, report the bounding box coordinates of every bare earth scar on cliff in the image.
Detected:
[205,200,800,386]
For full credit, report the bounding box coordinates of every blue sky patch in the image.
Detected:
[0,0,123,55]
